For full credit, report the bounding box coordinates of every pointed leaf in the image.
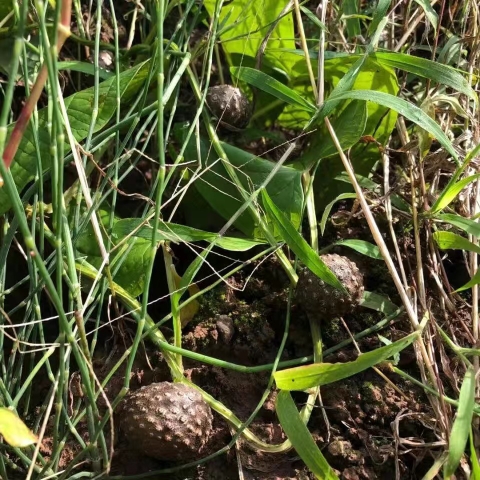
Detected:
[334,239,382,259]
[444,366,475,476]
[430,174,480,214]
[323,90,459,163]
[276,391,339,480]
[436,213,480,238]
[113,219,266,252]
[0,408,37,447]
[433,231,480,255]
[360,291,399,316]
[261,190,345,292]
[230,66,316,112]
[374,52,476,100]
[274,332,418,390]
[0,61,151,214]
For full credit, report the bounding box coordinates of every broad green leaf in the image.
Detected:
[181,135,304,238]
[334,239,382,259]
[261,190,345,292]
[230,66,316,112]
[203,0,297,74]
[71,204,154,298]
[274,332,418,390]
[296,100,367,170]
[433,231,480,255]
[320,192,357,235]
[444,366,475,477]
[323,89,458,163]
[307,57,398,209]
[0,408,37,447]
[0,61,151,214]
[412,0,438,30]
[436,213,480,238]
[374,52,476,100]
[112,219,265,252]
[360,291,399,316]
[430,174,480,214]
[276,391,339,480]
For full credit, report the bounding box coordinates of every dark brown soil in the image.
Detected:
[45,256,434,480]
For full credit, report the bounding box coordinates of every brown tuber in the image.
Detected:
[119,382,213,461]
[296,254,364,320]
[206,84,252,131]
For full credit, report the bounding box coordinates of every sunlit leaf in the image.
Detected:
[431,143,480,214]
[436,213,480,237]
[113,219,265,252]
[333,239,382,259]
[323,89,459,163]
[444,367,475,476]
[274,332,418,390]
[412,0,438,30]
[203,0,298,74]
[0,408,37,448]
[230,66,316,112]
[276,391,339,480]
[429,173,480,214]
[433,231,480,255]
[374,52,476,100]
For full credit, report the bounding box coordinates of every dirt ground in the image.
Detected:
[35,252,440,480]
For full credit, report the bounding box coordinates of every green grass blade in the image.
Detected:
[431,143,480,214]
[374,52,476,100]
[230,66,316,112]
[412,0,438,30]
[369,0,391,35]
[360,291,399,315]
[436,213,480,237]
[320,193,357,235]
[113,219,266,251]
[333,239,382,259]
[469,428,480,480]
[0,61,151,215]
[274,332,418,390]
[433,231,480,255]
[261,190,345,291]
[324,90,459,163]
[430,173,480,214]
[444,366,475,477]
[276,391,339,480]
